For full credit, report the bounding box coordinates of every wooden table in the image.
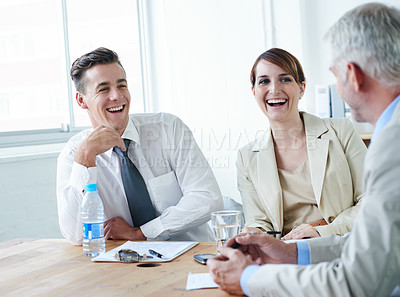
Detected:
[0,239,231,297]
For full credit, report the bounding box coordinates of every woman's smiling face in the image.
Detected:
[252,60,305,123]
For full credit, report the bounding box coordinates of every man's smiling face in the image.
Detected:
[76,62,131,135]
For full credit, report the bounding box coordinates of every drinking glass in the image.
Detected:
[211,210,241,253]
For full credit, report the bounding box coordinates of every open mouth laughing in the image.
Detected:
[107,105,125,113]
[266,99,287,107]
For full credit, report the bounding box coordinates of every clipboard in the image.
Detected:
[92,241,198,263]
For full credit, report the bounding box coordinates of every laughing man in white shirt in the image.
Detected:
[57,47,223,245]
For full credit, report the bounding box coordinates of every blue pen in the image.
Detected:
[148,249,164,258]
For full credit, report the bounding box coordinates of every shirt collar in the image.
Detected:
[371,94,400,142]
[104,116,140,157]
[121,116,140,145]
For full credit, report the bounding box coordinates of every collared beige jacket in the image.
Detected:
[237,112,366,237]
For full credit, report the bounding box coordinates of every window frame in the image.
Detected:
[0,0,149,148]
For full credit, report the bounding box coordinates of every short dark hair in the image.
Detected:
[250,48,305,88]
[70,47,124,94]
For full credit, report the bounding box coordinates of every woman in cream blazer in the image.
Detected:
[238,48,366,239]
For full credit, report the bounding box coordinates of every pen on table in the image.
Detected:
[266,231,281,235]
[148,249,164,258]
[256,227,281,236]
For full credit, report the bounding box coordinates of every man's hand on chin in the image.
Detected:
[75,125,126,168]
[104,217,146,240]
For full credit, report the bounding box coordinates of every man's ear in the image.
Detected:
[347,62,365,92]
[76,92,88,109]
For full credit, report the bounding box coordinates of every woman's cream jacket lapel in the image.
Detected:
[239,111,367,237]
[249,112,330,232]
[251,130,284,231]
[303,112,330,206]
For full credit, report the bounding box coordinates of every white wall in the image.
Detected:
[144,0,400,201]
[2,0,399,241]
[0,149,63,241]
[145,0,269,201]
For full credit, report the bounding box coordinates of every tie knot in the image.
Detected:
[123,138,130,150]
[113,146,125,158]
[113,139,131,158]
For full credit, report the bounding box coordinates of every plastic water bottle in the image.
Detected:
[81,183,105,257]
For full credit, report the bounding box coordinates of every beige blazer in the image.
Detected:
[237,112,366,237]
[247,102,400,297]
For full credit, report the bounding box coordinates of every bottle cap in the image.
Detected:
[85,183,97,192]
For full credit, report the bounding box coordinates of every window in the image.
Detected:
[0,0,66,133]
[66,0,145,127]
[0,0,145,146]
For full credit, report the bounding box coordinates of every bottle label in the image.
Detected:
[82,222,104,239]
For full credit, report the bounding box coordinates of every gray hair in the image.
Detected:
[324,2,400,87]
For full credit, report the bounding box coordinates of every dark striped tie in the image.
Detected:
[113,139,156,227]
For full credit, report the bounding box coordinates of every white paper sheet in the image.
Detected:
[186,272,218,290]
[92,241,198,262]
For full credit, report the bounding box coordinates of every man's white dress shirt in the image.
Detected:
[57,112,223,245]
